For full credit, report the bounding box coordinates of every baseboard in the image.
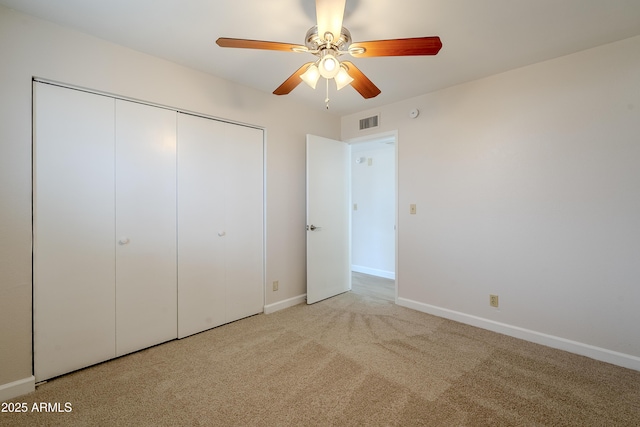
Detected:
[351,265,395,280]
[0,376,35,402]
[264,294,306,314]
[397,297,640,372]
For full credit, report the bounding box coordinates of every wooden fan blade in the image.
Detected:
[216,38,307,52]
[341,61,381,99]
[350,36,442,57]
[316,0,346,42]
[273,62,315,95]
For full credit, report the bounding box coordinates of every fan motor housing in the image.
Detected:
[305,26,352,53]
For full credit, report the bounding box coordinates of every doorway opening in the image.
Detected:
[348,131,397,302]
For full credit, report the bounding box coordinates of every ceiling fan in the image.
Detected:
[216,0,442,107]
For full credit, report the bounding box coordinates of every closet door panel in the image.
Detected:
[224,125,264,322]
[33,83,116,381]
[115,100,177,356]
[177,113,226,338]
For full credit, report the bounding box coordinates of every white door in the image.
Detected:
[33,83,116,381]
[115,100,177,356]
[177,114,227,338]
[224,123,264,321]
[306,134,351,304]
[177,114,264,338]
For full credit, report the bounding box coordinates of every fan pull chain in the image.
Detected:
[325,78,330,109]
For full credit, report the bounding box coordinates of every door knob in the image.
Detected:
[217,231,226,237]
[308,225,321,231]
[118,237,130,245]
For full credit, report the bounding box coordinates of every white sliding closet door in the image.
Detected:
[115,100,177,356]
[224,123,264,321]
[34,83,116,381]
[177,114,227,337]
[177,113,263,338]
[34,83,263,378]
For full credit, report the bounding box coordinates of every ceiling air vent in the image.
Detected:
[359,114,380,131]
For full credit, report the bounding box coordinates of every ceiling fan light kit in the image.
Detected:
[216,0,442,107]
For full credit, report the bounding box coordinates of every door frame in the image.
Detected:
[346,130,398,302]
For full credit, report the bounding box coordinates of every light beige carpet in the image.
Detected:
[2,273,639,426]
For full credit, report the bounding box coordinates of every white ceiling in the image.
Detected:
[2,0,640,115]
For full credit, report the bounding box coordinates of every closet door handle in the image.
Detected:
[118,237,130,245]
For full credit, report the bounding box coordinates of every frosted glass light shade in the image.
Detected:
[334,66,354,90]
[301,64,321,89]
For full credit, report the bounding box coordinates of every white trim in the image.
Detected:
[0,376,35,402]
[264,294,307,314]
[397,297,640,372]
[33,77,263,131]
[351,265,395,280]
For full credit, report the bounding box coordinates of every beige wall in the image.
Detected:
[0,5,340,390]
[342,36,640,369]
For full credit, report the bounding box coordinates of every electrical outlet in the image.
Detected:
[273,281,279,291]
[410,204,417,214]
[490,294,499,308]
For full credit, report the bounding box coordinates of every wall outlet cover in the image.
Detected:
[490,294,499,307]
